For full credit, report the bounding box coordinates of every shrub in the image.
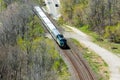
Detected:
[104,23,120,43]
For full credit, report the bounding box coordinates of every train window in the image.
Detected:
[59,34,63,38]
[55,4,59,7]
[60,39,66,42]
[57,34,64,40]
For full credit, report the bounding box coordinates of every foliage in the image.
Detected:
[104,23,120,43]
[58,16,64,25]
[78,25,102,42]
[0,1,69,80]
[79,25,120,55]
[0,0,6,12]
[86,0,120,31]
[59,0,88,26]
[59,0,120,43]
[73,4,85,26]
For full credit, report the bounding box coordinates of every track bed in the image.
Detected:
[56,39,96,80]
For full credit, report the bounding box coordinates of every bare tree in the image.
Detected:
[0,1,64,80]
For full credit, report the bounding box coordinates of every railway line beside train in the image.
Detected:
[33,6,67,48]
[33,5,96,80]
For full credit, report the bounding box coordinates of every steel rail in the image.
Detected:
[33,6,96,80]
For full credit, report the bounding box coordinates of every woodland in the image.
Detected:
[59,0,120,43]
[0,0,69,80]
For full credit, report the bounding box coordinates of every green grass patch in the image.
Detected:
[95,39,120,56]
[78,25,100,41]
[78,25,120,56]
[0,0,6,12]
[71,38,109,80]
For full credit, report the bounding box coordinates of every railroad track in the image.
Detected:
[47,15,97,80]
[56,39,96,80]
[42,17,97,80]
[35,7,96,80]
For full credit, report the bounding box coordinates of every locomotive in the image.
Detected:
[33,6,67,48]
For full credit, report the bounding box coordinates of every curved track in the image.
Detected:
[57,40,96,80]
[49,16,97,80]
[44,17,97,80]
[34,7,96,80]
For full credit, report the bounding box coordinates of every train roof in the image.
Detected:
[47,23,56,30]
[34,6,57,30]
[52,28,60,36]
[43,17,52,24]
[34,6,42,12]
[34,6,61,37]
[34,6,46,18]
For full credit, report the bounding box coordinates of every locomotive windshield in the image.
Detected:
[60,39,66,46]
[57,34,64,39]
[57,34,66,47]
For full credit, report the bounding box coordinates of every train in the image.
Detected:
[33,6,67,48]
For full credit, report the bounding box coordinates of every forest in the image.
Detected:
[0,0,69,80]
[59,0,120,43]
[0,0,120,80]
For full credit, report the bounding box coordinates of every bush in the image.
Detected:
[104,23,120,43]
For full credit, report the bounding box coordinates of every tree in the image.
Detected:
[60,0,88,26]
[0,1,67,80]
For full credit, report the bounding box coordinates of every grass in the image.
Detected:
[0,0,6,12]
[78,25,100,41]
[71,38,109,80]
[95,40,120,56]
[78,25,120,56]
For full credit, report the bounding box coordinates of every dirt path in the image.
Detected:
[63,25,120,80]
